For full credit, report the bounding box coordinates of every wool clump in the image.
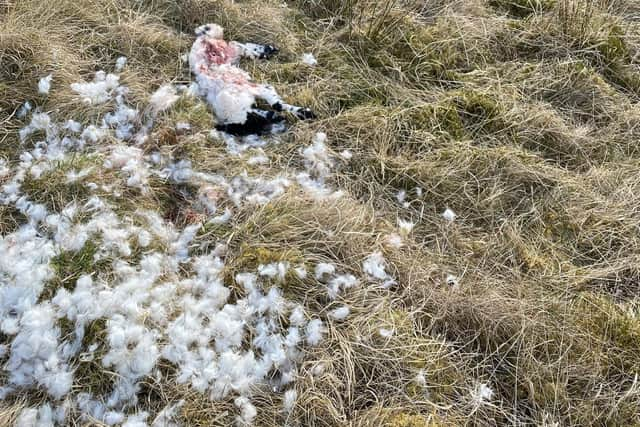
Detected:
[71,71,120,105]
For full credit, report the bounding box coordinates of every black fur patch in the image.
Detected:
[216,111,285,136]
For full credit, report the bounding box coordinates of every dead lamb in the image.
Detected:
[189,24,315,135]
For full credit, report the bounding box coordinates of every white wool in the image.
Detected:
[379,328,394,338]
[446,274,460,289]
[15,408,39,427]
[102,315,160,381]
[104,103,138,140]
[5,304,73,399]
[122,412,150,427]
[398,218,415,236]
[362,251,396,288]
[328,305,350,321]
[137,229,152,247]
[302,133,333,178]
[149,84,179,113]
[396,190,410,208]
[293,265,307,279]
[105,411,126,425]
[246,150,269,166]
[38,74,53,94]
[305,319,325,346]
[219,132,270,155]
[17,101,32,119]
[314,263,335,281]
[17,404,57,427]
[415,186,423,197]
[81,125,108,143]
[175,121,191,132]
[215,86,254,124]
[301,52,317,66]
[310,362,325,376]
[151,401,184,427]
[115,56,128,71]
[442,208,457,222]
[162,160,193,184]
[258,262,288,282]
[71,71,120,105]
[289,305,306,326]
[339,150,352,160]
[20,112,55,141]
[385,233,404,249]
[283,389,297,413]
[415,369,427,387]
[0,225,57,334]
[296,172,342,200]
[471,382,494,405]
[105,146,150,192]
[63,120,82,133]
[234,396,257,425]
[65,168,93,183]
[228,173,290,206]
[327,274,358,299]
[294,132,344,199]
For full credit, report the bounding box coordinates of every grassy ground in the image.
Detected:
[2,0,640,425]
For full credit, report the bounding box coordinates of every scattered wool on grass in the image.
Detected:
[442,208,457,222]
[301,52,317,66]
[398,218,415,236]
[471,382,494,405]
[283,389,298,413]
[149,84,179,113]
[19,112,56,142]
[379,328,394,338]
[396,190,410,208]
[235,396,258,426]
[314,262,335,281]
[363,251,396,289]
[385,232,404,249]
[38,74,53,94]
[305,318,325,345]
[71,71,120,105]
[0,63,379,425]
[115,56,128,72]
[446,274,460,290]
[327,274,358,299]
[328,305,350,321]
[17,101,32,119]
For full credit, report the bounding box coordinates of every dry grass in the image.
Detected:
[2,0,640,425]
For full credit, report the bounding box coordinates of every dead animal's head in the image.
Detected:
[195,24,224,39]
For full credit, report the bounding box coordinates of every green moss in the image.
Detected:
[604,63,640,94]
[597,25,630,65]
[450,90,509,136]
[575,293,640,373]
[40,240,110,301]
[490,0,556,18]
[408,104,466,140]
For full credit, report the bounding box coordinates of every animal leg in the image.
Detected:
[232,42,279,59]
[255,84,316,120]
